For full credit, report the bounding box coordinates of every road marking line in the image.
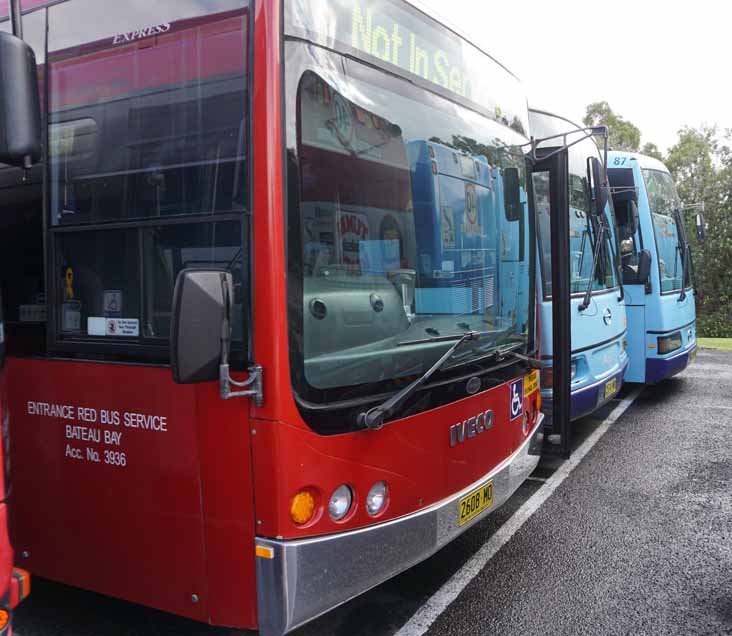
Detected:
[394,386,644,636]
[524,476,548,484]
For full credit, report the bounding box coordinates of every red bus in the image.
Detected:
[0,1,570,634]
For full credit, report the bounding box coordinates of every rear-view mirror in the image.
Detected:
[170,269,231,384]
[0,32,42,168]
[503,167,522,221]
[695,213,707,243]
[637,249,652,284]
[589,157,608,217]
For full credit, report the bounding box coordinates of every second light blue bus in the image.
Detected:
[529,110,629,438]
[608,152,697,383]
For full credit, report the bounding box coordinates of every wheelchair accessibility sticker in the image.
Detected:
[509,378,523,420]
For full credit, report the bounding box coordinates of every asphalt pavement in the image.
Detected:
[14,348,732,636]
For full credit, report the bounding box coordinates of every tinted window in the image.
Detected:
[48,0,249,226]
[531,118,618,297]
[45,0,250,354]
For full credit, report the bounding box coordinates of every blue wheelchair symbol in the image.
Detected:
[509,379,523,420]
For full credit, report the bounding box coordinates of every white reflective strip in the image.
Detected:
[395,386,644,636]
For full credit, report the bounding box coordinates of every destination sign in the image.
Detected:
[286,0,529,136]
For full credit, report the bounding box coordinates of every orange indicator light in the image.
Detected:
[290,490,316,525]
[0,608,8,630]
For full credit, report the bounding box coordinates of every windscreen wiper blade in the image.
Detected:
[673,207,688,301]
[579,221,607,312]
[358,330,482,430]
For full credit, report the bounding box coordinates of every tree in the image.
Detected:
[666,126,732,337]
[641,142,664,162]
[582,101,641,152]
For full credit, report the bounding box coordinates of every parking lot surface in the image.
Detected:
[14,349,731,636]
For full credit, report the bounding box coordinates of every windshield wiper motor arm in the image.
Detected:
[357,331,481,431]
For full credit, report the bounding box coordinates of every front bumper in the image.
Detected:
[542,357,629,428]
[255,415,544,636]
[646,343,696,384]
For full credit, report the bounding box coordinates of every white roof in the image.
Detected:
[608,151,670,174]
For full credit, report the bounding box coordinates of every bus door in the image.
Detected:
[531,149,571,457]
[6,1,258,628]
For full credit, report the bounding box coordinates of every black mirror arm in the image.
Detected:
[218,273,264,405]
[677,244,687,302]
[524,125,608,166]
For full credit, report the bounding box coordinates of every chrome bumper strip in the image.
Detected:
[255,415,544,636]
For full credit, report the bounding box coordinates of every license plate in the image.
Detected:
[603,377,618,401]
[458,481,494,527]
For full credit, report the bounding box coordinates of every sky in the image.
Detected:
[417,0,732,152]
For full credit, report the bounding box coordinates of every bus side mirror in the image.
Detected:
[695,213,707,243]
[170,269,231,384]
[589,157,608,217]
[637,249,652,284]
[503,167,522,221]
[0,32,42,168]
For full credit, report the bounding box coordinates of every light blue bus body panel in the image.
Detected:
[539,289,628,420]
[624,297,646,383]
[608,151,697,385]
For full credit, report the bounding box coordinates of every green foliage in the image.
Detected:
[664,126,732,336]
[582,101,641,152]
[641,142,664,161]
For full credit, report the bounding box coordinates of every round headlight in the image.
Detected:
[366,481,388,516]
[328,484,353,521]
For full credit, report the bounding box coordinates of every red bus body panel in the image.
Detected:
[8,358,257,627]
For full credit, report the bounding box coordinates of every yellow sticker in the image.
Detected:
[524,370,539,397]
[64,267,74,300]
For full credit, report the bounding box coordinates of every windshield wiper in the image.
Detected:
[673,207,688,301]
[579,219,607,312]
[358,331,482,430]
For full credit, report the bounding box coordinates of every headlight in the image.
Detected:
[366,481,388,516]
[570,361,577,380]
[658,332,683,354]
[329,484,353,521]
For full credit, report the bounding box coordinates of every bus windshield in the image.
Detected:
[287,53,531,395]
[642,169,685,292]
[531,123,618,298]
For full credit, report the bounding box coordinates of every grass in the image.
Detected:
[698,338,732,351]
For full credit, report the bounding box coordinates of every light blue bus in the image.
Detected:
[608,152,697,383]
[529,110,629,437]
